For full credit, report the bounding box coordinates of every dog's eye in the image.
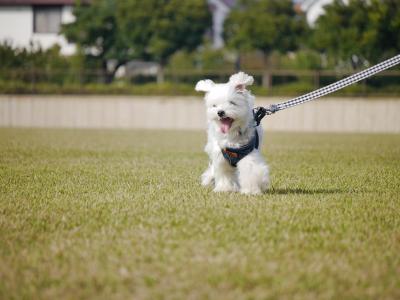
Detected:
[230,101,237,106]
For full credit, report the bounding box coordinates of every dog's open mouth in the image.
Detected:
[220,117,234,133]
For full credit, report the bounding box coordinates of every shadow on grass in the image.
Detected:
[267,187,344,195]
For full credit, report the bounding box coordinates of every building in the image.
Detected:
[0,0,76,55]
[1,0,233,54]
[208,0,235,49]
[293,0,346,26]
[208,0,339,47]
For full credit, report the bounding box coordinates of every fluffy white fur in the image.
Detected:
[195,72,269,195]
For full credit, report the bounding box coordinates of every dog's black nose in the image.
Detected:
[217,110,225,117]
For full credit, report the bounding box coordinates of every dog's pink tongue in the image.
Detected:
[220,118,233,133]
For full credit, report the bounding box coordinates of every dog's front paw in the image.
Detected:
[214,181,239,193]
[201,176,214,186]
[201,168,214,186]
[240,187,262,195]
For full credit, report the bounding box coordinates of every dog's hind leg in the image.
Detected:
[201,163,215,186]
[237,151,269,195]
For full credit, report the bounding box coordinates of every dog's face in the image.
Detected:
[196,72,255,134]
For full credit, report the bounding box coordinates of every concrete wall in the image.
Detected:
[0,5,75,55]
[1,95,400,133]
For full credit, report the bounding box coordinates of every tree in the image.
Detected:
[63,0,211,83]
[116,0,211,82]
[224,0,308,65]
[312,0,400,66]
[63,0,129,83]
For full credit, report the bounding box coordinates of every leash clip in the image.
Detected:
[253,104,279,126]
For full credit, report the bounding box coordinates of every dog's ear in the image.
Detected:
[229,72,254,93]
[195,79,215,93]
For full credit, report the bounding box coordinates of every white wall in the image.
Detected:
[0,5,75,55]
[0,6,33,47]
[1,96,400,133]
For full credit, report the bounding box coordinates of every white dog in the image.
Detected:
[195,72,269,195]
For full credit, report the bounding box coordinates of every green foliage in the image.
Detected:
[2,77,400,96]
[197,47,235,71]
[62,0,128,82]
[253,80,315,96]
[0,41,23,69]
[0,42,72,84]
[167,47,235,71]
[0,42,69,71]
[278,50,325,70]
[63,0,211,83]
[117,0,211,65]
[0,80,197,95]
[168,51,196,70]
[313,0,400,64]
[224,0,309,55]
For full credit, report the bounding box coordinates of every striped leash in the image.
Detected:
[253,54,400,125]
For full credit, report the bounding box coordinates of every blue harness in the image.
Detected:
[221,130,259,167]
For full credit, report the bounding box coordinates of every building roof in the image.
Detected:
[0,0,81,5]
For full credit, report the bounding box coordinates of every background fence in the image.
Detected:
[1,68,400,96]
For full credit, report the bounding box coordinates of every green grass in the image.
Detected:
[0,128,399,299]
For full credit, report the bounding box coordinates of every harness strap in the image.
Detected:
[221,130,259,167]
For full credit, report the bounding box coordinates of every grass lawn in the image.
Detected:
[0,128,399,299]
